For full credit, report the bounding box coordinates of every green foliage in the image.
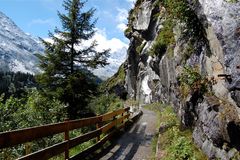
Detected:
[135,0,143,6]
[125,99,139,107]
[0,71,36,99]
[0,90,66,132]
[182,40,195,63]
[164,127,197,160]
[36,0,110,119]
[101,64,126,91]
[136,42,146,54]
[0,95,24,132]
[150,0,204,57]
[124,27,132,37]
[0,90,66,159]
[226,0,239,2]
[69,140,95,157]
[179,66,208,99]
[145,105,207,160]
[179,66,201,87]
[161,0,190,21]
[88,93,124,115]
[150,18,175,57]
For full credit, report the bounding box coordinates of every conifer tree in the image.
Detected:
[36,0,110,119]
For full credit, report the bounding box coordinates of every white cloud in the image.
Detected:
[117,23,128,32]
[116,8,128,23]
[126,0,136,7]
[126,0,136,2]
[89,29,128,78]
[82,29,128,52]
[115,8,128,32]
[44,28,129,78]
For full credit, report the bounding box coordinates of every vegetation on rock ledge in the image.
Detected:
[144,104,207,160]
[179,66,208,99]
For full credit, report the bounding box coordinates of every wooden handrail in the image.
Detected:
[0,107,131,160]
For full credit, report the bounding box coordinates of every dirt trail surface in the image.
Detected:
[100,108,157,160]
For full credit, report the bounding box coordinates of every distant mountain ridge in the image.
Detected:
[0,11,44,74]
[0,11,127,79]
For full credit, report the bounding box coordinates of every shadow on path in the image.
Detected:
[89,108,157,160]
[106,123,147,160]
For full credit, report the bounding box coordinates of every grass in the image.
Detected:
[149,17,175,57]
[179,66,208,100]
[101,64,126,91]
[144,103,166,159]
[144,103,207,160]
[136,41,146,54]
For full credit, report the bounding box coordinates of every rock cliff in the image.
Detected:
[122,0,240,159]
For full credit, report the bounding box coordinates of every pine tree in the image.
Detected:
[36,0,110,119]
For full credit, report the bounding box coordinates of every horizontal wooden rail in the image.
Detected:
[70,115,131,160]
[0,107,131,160]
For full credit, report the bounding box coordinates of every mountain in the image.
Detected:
[0,11,44,74]
[110,0,240,159]
[0,11,127,79]
[93,46,127,80]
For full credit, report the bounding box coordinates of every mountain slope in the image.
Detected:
[0,11,44,74]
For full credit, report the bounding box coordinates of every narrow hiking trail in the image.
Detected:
[100,108,157,160]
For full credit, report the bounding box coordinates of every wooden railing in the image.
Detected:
[0,107,131,160]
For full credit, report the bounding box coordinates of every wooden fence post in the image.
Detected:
[25,142,32,155]
[96,118,103,142]
[122,113,124,124]
[64,119,69,160]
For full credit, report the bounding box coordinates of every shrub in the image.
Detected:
[146,105,207,159]
[150,18,175,57]
[179,66,208,99]
[165,128,197,160]
[101,64,126,91]
[136,42,146,54]
[0,90,67,159]
[144,105,206,159]
[88,94,124,115]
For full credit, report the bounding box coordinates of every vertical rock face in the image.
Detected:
[123,0,240,159]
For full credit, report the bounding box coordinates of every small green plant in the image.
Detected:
[144,105,206,159]
[182,40,195,63]
[149,18,175,57]
[101,64,126,91]
[166,131,196,160]
[226,0,238,3]
[124,27,132,37]
[179,66,208,99]
[0,90,67,159]
[135,0,143,6]
[88,93,124,115]
[136,42,146,54]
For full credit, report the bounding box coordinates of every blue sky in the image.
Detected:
[0,0,135,42]
[0,0,136,78]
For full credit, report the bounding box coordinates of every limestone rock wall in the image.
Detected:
[123,0,240,159]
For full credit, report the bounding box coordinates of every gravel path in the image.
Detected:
[100,108,157,160]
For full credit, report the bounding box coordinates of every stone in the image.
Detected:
[133,0,153,31]
[123,0,240,159]
[227,148,238,159]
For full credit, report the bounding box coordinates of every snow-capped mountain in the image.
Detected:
[0,11,128,78]
[0,11,44,74]
[93,46,127,80]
